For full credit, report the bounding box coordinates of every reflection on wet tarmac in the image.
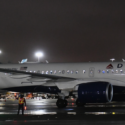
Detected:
[2,111,125,115]
[0,99,125,124]
[0,99,125,115]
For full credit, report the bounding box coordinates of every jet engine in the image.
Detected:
[74,82,113,103]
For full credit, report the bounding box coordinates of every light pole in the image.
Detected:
[35,52,44,62]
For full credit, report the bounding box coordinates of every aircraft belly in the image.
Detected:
[55,80,82,90]
[42,82,56,86]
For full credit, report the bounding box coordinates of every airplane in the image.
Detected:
[0,62,124,108]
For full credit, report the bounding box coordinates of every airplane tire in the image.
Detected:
[76,99,85,107]
[64,100,68,107]
[56,99,67,108]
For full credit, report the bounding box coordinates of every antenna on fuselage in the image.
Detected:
[110,58,115,62]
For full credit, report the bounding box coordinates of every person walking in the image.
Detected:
[17,94,26,115]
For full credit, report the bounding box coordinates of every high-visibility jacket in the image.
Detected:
[19,97,25,104]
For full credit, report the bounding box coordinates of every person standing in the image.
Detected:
[17,94,26,115]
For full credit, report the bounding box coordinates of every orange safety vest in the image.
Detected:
[19,97,25,104]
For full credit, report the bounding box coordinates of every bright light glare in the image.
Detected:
[35,52,43,57]
[35,52,44,62]
[0,50,2,54]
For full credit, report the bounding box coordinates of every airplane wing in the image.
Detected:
[0,68,76,81]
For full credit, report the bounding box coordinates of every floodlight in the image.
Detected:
[35,52,44,62]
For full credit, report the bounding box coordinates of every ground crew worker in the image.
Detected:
[17,94,26,115]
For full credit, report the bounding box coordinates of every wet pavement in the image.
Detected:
[0,98,125,124]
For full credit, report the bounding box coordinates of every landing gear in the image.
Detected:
[56,99,68,108]
[76,98,85,107]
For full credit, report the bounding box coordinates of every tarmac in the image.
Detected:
[0,98,125,124]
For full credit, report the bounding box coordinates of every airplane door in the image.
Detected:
[89,67,95,77]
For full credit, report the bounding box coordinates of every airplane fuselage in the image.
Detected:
[0,62,124,90]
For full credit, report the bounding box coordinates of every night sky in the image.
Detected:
[0,0,125,63]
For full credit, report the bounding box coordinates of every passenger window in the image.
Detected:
[67,70,70,74]
[71,70,74,74]
[62,70,65,74]
[83,70,85,74]
[111,70,114,73]
[76,71,78,74]
[54,70,56,74]
[37,70,40,73]
[42,71,44,74]
[120,70,123,73]
[98,70,101,73]
[107,70,109,73]
[46,71,49,74]
[50,70,53,74]
[102,70,105,73]
[116,70,118,73]
[90,70,93,74]
[59,70,61,74]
